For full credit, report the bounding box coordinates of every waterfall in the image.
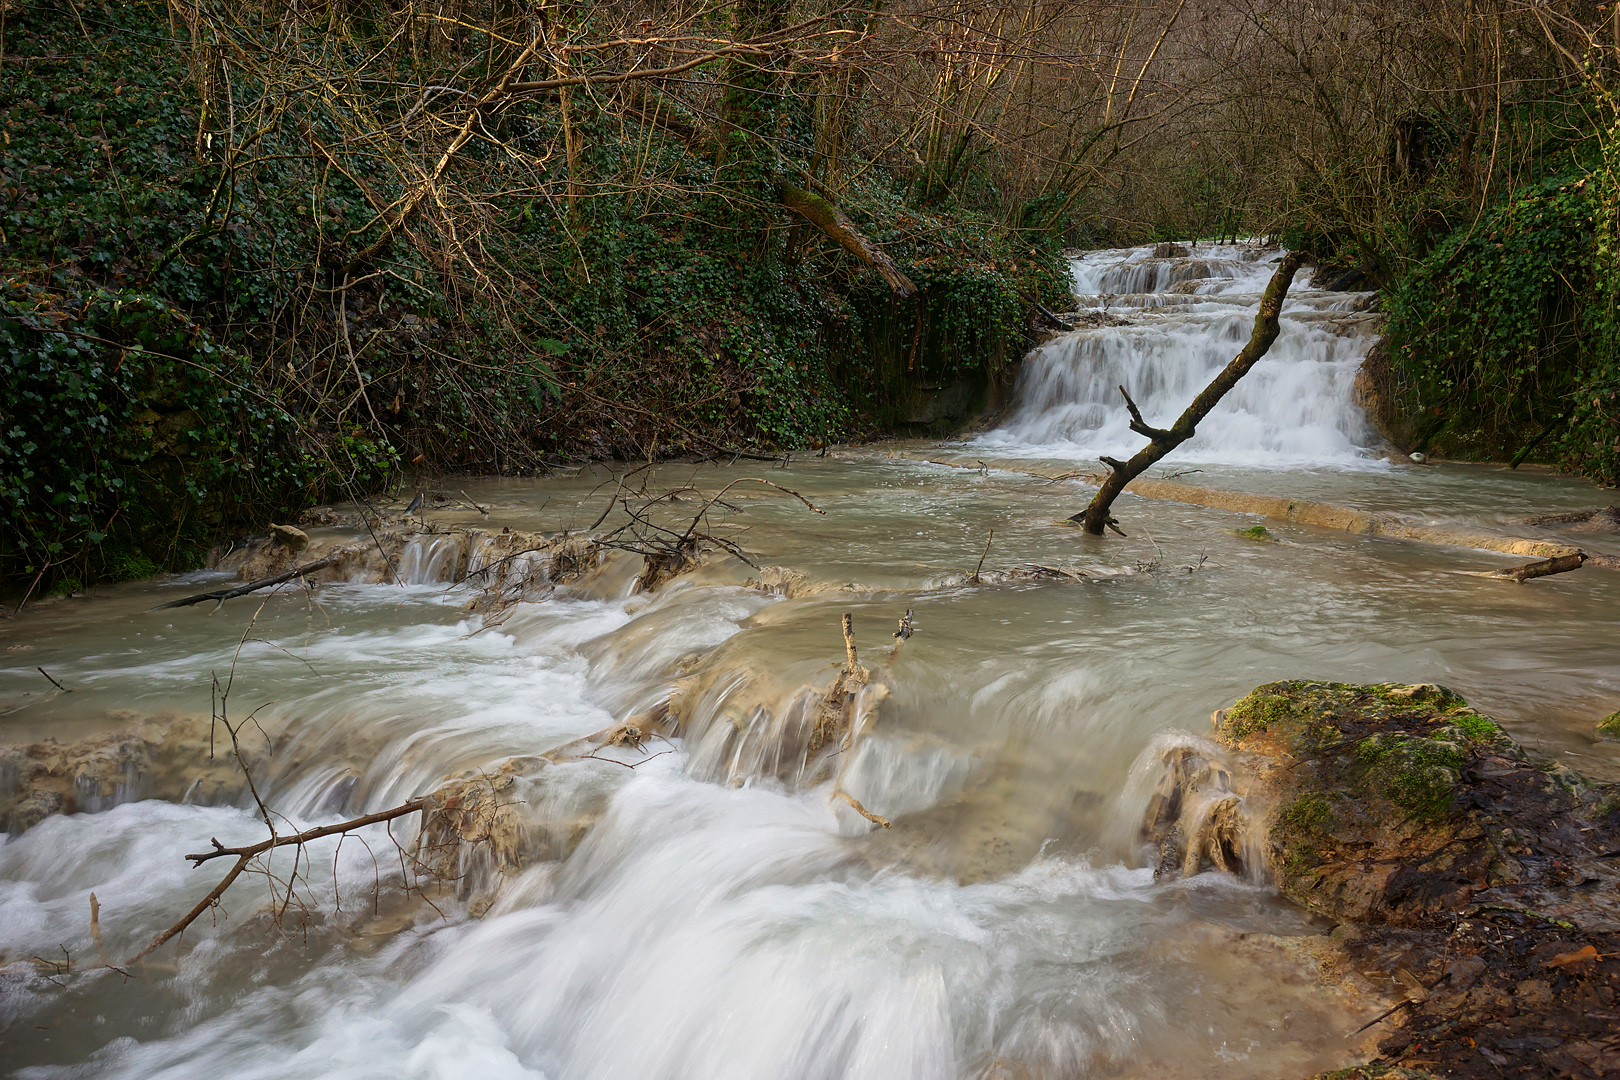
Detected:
[395,533,466,584]
[977,244,1383,468]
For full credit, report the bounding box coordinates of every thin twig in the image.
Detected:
[970,529,994,584]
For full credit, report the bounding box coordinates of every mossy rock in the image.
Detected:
[1216,681,1617,926]
[1598,711,1620,740]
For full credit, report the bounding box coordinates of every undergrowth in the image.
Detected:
[0,0,1065,594]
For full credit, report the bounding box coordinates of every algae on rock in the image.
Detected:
[1216,681,1620,1080]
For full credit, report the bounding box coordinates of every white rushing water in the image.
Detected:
[975,243,1382,468]
[3,246,1617,1080]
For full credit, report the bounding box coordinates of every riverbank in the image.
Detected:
[1209,682,1620,1080]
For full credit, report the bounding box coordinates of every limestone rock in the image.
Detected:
[268,523,310,553]
[1218,681,1620,1080]
[0,713,254,832]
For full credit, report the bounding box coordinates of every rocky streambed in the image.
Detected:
[1175,682,1620,1079]
[3,453,1619,1080]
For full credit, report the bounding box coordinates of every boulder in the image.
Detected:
[1211,682,1620,1078]
[268,523,310,553]
[1599,711,1620,741]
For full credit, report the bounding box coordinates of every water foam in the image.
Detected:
[979,244,1382,469]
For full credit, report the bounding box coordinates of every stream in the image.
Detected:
[3,244,1617,1080]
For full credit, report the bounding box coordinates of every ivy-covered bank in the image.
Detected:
[1370,140,1620,482]
[0,0,1065,596]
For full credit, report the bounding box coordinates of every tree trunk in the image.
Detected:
[778,183,916,296]
[1074,251,1306,535]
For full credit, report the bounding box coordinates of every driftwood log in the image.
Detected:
[1484,552,1586,583]
[1073,250,1306,535]
[153,554,341,610]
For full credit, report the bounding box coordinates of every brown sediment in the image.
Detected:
[1192,682,1620,1080]
[894,451,1591,562]
[0,712,255,833]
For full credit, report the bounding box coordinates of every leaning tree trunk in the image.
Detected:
[778,183,916,296]
[1074,250,1306,535]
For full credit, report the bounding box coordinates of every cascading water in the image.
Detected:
[976,244,1382,468]
[2,263,1617,1080]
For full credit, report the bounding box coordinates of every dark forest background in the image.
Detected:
[4,0,1619,593]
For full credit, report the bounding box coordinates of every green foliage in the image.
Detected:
[1382,166,1594,460]
[0,0,1065,591]
[1221,690,1295,740]
[1564,106,1620,485]
[0,282,393,590]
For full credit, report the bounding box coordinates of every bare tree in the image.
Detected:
[1072,251,1306,535]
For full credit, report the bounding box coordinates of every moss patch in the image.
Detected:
[1598,711,1620,740]
[1220,688,1297,739]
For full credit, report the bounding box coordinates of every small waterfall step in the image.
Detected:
[979,243,1383,469]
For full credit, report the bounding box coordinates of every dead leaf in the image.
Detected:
[1397,967,1429,1002]
[1544,944,1599,968]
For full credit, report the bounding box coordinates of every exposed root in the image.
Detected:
[810,613,867,755]
[835,789,891,828]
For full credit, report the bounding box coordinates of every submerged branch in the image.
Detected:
[153,555,341,611]
[129,797,429,966]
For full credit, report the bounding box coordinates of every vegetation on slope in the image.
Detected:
[7,0,1620,597]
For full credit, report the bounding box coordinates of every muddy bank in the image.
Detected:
[1207,682,1620,1079]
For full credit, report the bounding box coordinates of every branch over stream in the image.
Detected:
[1074,251,1306,535]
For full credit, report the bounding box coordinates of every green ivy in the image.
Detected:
[1382,166,1595,461]
[0,282,393,590]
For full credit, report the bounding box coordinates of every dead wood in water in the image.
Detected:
[154,554,342,610]
[1072,252,1307,536]
[969,530,994,584]
[836,790,891,828]
[128,797,431,965]
[810,613,867,755]
[818,613,891,829]
[591,476,824,592]
[887,608,915,662]
[1482,552,1587,583]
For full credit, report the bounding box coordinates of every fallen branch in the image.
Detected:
[680,478,824,540]
[153,555,341,610]
[820,612,893,829]
[128,796,428,965]
[779,183,916,297]
[811,612,866,754]
[1483,552,1586,583]
[887,608,915,661]
[183,798,430,867]
[1072,251,1306,535]
[969,529,994,584]
[835,790,891,828]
